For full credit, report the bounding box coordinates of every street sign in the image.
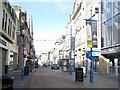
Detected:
[87,40,92,48]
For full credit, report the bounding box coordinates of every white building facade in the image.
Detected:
[0,1,18,75]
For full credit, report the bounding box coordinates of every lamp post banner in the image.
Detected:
[87,40,92,48]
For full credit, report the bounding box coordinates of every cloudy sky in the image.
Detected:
[9,0,74,55]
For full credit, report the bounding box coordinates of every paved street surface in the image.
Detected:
[9,69,33,89]
[27,67,84,88]
[8,66,119,89]
[27,67,119,88]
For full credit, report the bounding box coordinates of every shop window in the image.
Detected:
[103,1,112,22]
[107,19,112,46]
[113,15,119,44]
[118,15,120,44]
[113,2,119,16]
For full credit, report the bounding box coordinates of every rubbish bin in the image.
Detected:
[24,66,29,75]
[5,65,8,74]
[75,68,83,81]
[81,66,87,77]
[2,74,14,89]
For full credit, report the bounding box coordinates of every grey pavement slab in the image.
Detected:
[27,67,119,88]
[28,67,80,88]
[60,70,119,88]
[8,69,36,89]
[7,67,119,89]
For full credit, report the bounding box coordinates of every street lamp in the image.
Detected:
[84,7,94,82]
[62,35,66,59]
[70,25,72,75]
[90,7,93,82]
[19,10,25,80]
[21,30,25,80]
[16,29,25,80]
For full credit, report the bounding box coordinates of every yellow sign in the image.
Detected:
[87,40,92,48]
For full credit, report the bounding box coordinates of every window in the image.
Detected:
[2,10,5,29]
[101,0,120,47]
[9,21,12,37]
[106,1,113,20]
[103,1,113,22]
[5,14,7,32]
[118,14,120,44]
[12,25,15,40]
[8,19,10,35]
[103,19,113,46]
[101,24,104,47]
[113,15,119,44]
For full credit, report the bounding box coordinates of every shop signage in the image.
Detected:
[87,40,92,48]
[101,46,120,54]
[0,38,6,46]
[86,51,100,57]
[24,47,28,54]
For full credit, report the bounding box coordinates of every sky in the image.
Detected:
[9,0,74,55]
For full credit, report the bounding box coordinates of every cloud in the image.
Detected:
[53,2,73,13]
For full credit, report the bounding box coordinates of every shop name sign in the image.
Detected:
[101,47,118,54]
[0,38,6,46]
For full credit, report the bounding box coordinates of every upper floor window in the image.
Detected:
[8,19,10,35]
[9,21,12,37]
[12,25,15,40]
[2,10,5,29]
[5,14,7,32]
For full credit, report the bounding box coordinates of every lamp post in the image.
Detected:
[21,37,24,80]
[70,25,72,75]
[20,29,25,80]
[19,10,24,80]
[90,7,93,82]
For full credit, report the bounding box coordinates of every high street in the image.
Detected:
[27,67,118,89]
[27,67,84,88]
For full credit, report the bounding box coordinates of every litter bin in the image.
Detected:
[75,68,83,81]
[2,74,14,89]
[24,66,29,75]
[81,66,87,77]
[5,65,8,74]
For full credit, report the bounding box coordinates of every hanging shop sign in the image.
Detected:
[92,20,97,48]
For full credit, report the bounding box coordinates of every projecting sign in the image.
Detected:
[87,40,92,48]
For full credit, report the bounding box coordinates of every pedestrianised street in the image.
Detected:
[27,67,84,88]
[27,66,118,89]
[1,0,120,89]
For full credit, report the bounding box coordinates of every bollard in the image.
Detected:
[106,59,110,74]
[114,58,118,75]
